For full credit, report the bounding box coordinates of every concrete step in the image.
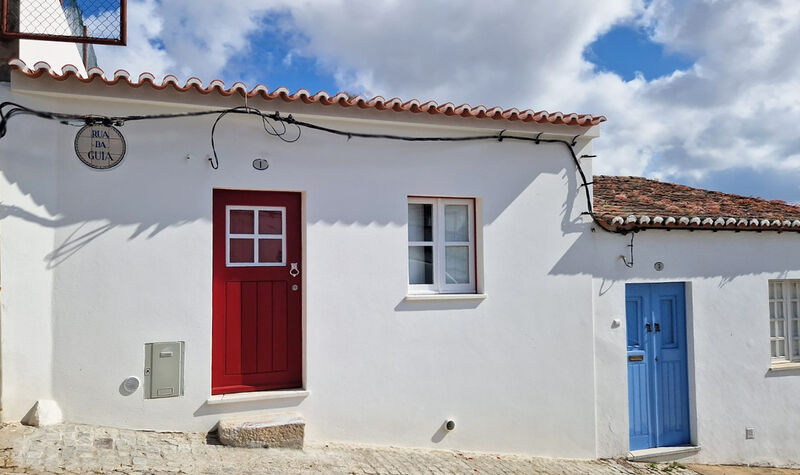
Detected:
[217,413,305,449]
[628,445,701,462]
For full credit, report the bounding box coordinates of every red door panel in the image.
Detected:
[212,189,302,395]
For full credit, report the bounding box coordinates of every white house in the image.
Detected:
[1,57,800,468]
[590,176,800,467]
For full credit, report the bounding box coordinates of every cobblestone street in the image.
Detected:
[0,422,700,474]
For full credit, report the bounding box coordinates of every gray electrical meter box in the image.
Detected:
[144,341,185,399]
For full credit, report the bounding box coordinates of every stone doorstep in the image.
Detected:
[628,445,701,463]
[217,413,305,450]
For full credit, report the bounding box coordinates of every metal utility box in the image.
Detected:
[144,341,185,399]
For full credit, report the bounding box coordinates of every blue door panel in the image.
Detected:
[626,297,644,348]
[626,283,690,450]
[628,360,653,450]
[626,286,654,450]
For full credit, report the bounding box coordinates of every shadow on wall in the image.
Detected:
[549,228,800,284]
[430,420,452,443]
[0,106,590,268]
[192,396,308,432]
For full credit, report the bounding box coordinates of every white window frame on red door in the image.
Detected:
[408,197,476,294]
[225,205,287,267]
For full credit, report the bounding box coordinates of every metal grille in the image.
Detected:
[2,0,126,45]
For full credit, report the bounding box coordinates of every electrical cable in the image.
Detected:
[0,101,615,232]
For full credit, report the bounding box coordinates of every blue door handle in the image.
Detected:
[646,323,652,332]
[655,323,661,332]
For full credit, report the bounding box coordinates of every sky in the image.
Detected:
[91,0,800,202]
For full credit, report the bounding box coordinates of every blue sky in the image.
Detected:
[585,25,694,82]
[94,0,800,203]
[223,13,338,94]
[227,22,694,94]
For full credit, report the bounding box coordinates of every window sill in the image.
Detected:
[404,293,488,302]
[769,362,800,372]
[206,389,309,405]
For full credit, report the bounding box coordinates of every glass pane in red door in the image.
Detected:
[258,239,283,263]
[259,211,282,234]
[229,210,254,234]
[230,238,255,263]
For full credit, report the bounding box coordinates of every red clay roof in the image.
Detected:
[593,175,800,231]
[8,59,606,127]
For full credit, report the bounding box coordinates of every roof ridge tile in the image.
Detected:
[7,59,606,127]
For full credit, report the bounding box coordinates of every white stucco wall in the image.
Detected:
[17,0,87,76]
[18,39,86,76]
[0,79,600,458]
[589,229,800,467]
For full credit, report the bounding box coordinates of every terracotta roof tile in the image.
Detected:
[8,59,607,127]
[593,175,800,231]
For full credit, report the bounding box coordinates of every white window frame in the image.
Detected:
[408,197,476,294]
[769,280,800,362]
[226,205,286,267]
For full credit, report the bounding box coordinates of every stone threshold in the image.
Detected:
[628,445,701,462]
[206,389,309,405]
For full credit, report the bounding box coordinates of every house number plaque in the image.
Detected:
[74,124,127,170]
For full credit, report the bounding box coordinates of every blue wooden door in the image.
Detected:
[626,283,690,450]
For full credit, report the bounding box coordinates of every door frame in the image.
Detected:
[625,281,698,450]
[210,188,307,395]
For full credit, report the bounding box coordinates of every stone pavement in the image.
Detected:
[0,421,702,474]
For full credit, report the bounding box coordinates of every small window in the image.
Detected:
[226,206,286,267]
[408,197,476,294]
[769,280,800,361]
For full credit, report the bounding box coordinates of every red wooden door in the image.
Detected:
[212,189,302,395]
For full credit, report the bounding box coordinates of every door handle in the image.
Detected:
[645,323,652,332]
[289,262,300,277]
[654,323,661,332]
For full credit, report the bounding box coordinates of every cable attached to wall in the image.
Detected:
[620,232,635,268]
[0,101,618,233]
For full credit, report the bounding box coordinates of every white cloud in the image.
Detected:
[92,0,172,77]
[91,0,800,200]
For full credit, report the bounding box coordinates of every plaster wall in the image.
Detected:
[0,85,58,421]
[17,0,87,76]
[587,229,800,467]
[0,84,599,458]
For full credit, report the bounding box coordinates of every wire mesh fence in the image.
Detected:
[3,0,125,45]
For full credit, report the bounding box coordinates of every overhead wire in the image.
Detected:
[0,101,615,230]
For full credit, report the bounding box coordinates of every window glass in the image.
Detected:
[445,246,470,284]
[409,246,434,284]
[769,280,800,361]
[230,238,255,263]
[408,246,433,284]
[408,204,433,242]
[445,205,469,242]
[229,210,254,234]
[227,206,286,267]
[258,211,282,234]
[408,198,476,293]
[258,239,283,263]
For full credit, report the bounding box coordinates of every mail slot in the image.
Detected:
[628,355,644,362]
